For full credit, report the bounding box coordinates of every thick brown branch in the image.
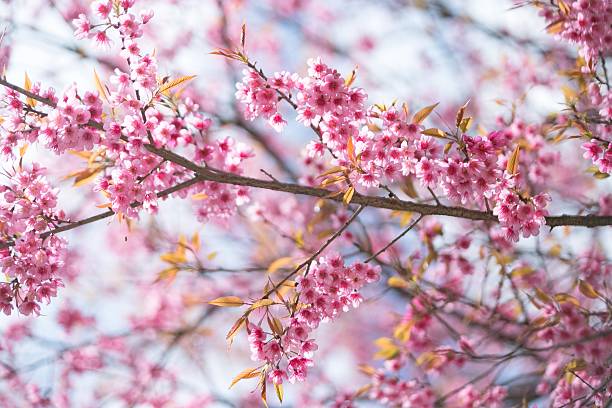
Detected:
[2,78,611,232]
[148,156,611,228]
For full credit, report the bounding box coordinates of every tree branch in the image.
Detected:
[2,77,611,238]
[0,175,204,249]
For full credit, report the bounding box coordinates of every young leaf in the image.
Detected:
[444,141,453,154]
[593,171,609,179]
[249,298,274,310]
[191,232,200,251]
[344,66,358,87]
[393,320,414,343]
[160,251,187,265]
[554,293,580,306]
[155,267,180,282]
[229,367,260,389]
[354,384,373,398]
[159,75,197,96]
[534,287,553,304]
[511,266,534,278]
[19,144,28,158]
[387,276,409,289]
[191,192,208,200]
[546,19,565,34]
[400,177,418,199]
[261,380,268,408]
[558,0,570,15]
[358,364,376,376]
[412,102,439,124]
[209,296,245,307]
[226,316,246,343]
[24,72,36,108]
[347,136,356,163]
[459,117,473,133]
[267,257,293,274]
[317,166,345,179]
[421,128,445,138]
[274,383,283,403]
[578,279,600,299]
[320,174,347,188]
[294,229,305,249]
[268,315,284,336]
[240,23,247,49]
[93,69,109,103]
[455,99,470,128]
[506,145,521,175]
[72,167,103,187]
[373,337,399,360]
[343,186,355,205]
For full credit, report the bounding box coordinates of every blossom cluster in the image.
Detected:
[65,0,252,220]
[0,0,255,317]
[190,136,253,221]
[368,370,436,408]
[457,385,507,408]
[2,84,105,155]
[73,0,153,49]
[539,0,612,67]
[492,188,550,242]
[577,247,610,291]
[0,165,67,316]
[248,254,380,384]
[535,301,612,406]
[582,139,612,174]
[235,69,297,132]
[236,58,554,241]
[581,81,611,174]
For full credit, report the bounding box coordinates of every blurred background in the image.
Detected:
[0,0,609,407]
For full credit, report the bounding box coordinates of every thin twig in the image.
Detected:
[262,204,365,298]
[365,214,424,263]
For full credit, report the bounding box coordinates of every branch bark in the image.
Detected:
[148,158,612,228]
[1,77,611,245]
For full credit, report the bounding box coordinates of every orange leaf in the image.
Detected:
[421,128,445,138]
[93,69,109,103]
[344,66,358,87]
[155,267,179,282]
[455,99,470,128]
[412,102,439,124]
[347,136,356,163]
[208,296,244,307]
[506,145,521,175]
[24,72,36,108]
[343,186,355,205]
[226,316,246,344]
[249,298,274,311]
[274,383,283,403]
[267,257,293,274]
[229,367,260,389]
[240,23,247,49]
[159,75,197,96]
[578,279,600,299]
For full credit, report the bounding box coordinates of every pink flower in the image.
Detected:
[92,0,113,19]
[287,357,312,383]
[268,112,287,132]
[93,31,112,49]
[72,14,91,39]
[268,369,287,385]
